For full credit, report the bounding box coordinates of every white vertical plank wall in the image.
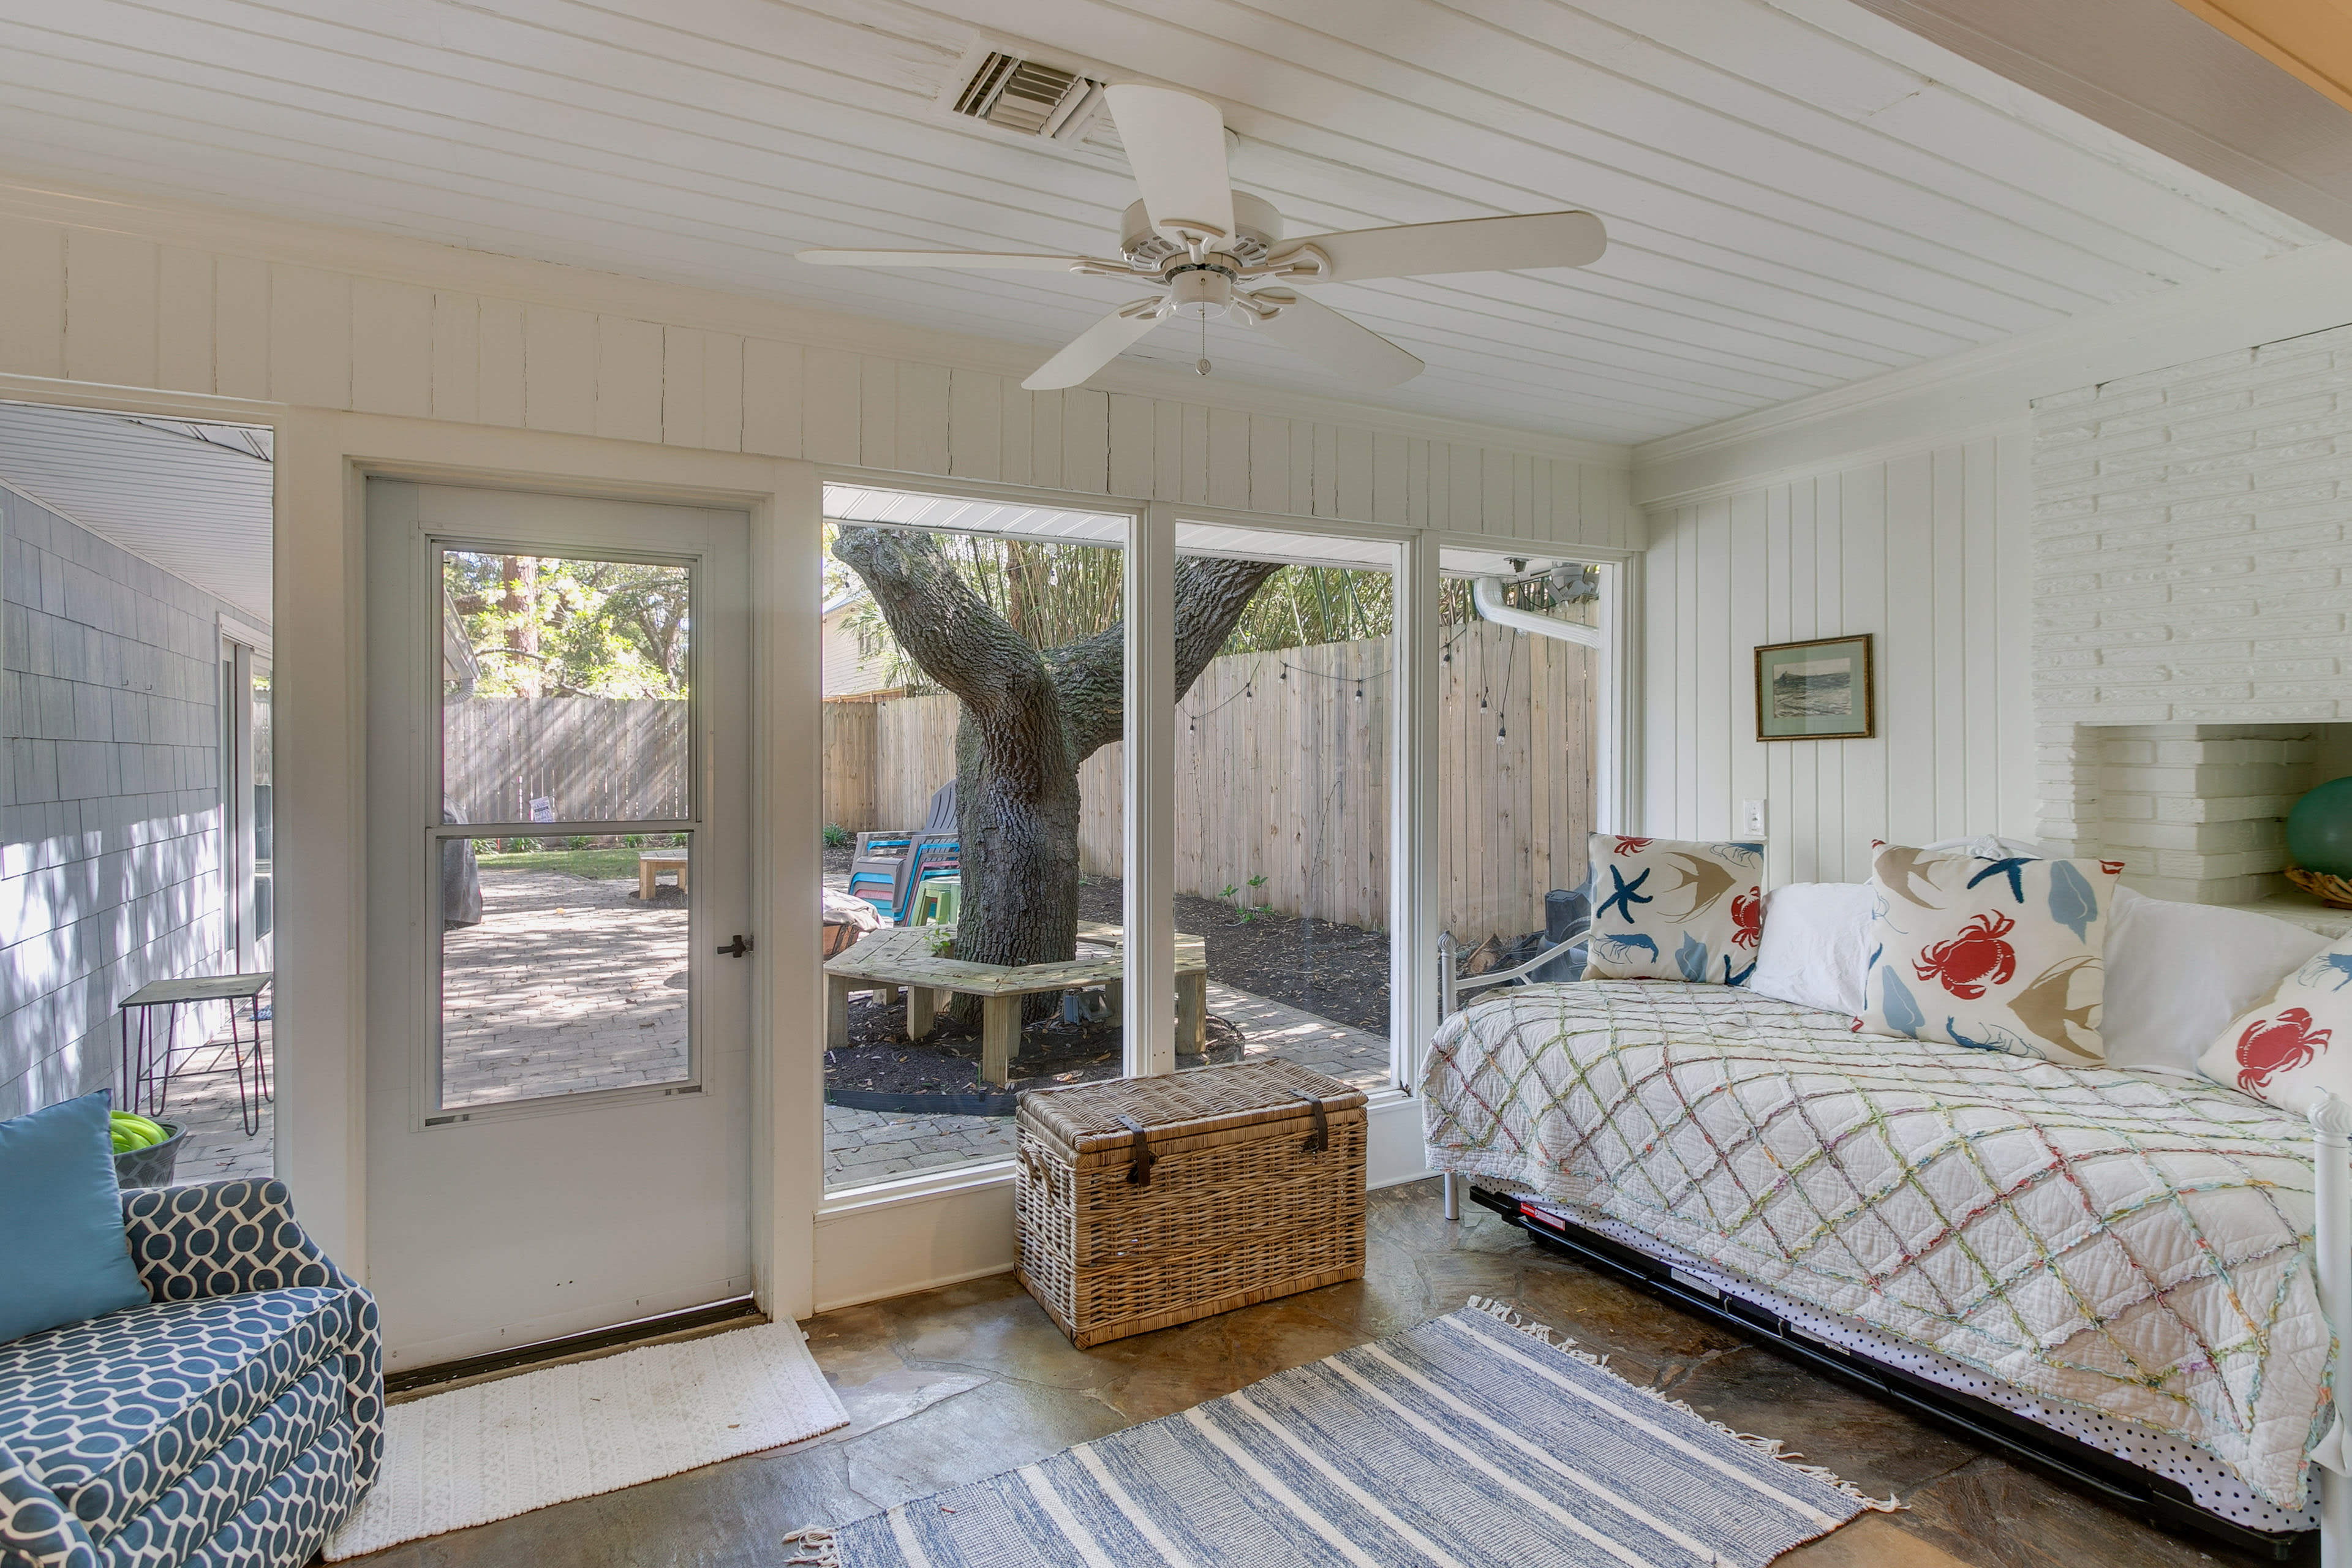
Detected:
[0,198,1641,540]
[1640,432,2037,884]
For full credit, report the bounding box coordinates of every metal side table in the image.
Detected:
[119,971,273,1137]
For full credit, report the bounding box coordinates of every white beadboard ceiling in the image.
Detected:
[0,0,2325,445]
[0,401,272,623]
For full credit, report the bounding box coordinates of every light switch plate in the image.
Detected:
[1742,798,1767,837]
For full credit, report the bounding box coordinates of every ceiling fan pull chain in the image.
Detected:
[1197,312,1211,378]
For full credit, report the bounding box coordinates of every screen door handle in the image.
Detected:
[716,933,754,957]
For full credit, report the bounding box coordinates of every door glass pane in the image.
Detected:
[439,831,693,1108]
[1167,529,1396,1094]
[440,549,693,825]
[251,663,273,944]
[1437,552,1602,1005]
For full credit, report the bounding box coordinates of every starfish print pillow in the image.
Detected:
[1856,842,2119,1065]
[1583,834,1765,984]
[2196,937,2352,1108]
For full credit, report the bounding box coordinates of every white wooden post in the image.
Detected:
[2313,1091,2352,1564]
[1123,500,1176,1079]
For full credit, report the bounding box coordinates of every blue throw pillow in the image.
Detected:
[0,1092,151,1343]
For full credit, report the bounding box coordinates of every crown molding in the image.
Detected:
[1630,241,2352,509]
[0,175,1631,470]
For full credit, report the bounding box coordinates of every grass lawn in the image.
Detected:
[473,846,672,880]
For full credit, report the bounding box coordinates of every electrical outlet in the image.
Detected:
[1742,798,1767,837]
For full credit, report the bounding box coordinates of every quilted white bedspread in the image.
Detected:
[1422,980,2333,1507]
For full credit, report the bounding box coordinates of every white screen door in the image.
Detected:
[364,480,754,1370]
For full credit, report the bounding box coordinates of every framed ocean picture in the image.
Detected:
[1755,634,1874,741]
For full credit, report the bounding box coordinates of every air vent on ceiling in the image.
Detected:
[953,51,1103,140]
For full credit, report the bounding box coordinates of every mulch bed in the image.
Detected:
[1077,878,1392,1038]
[821,875,1387,1112]
[826,998,1243,1100]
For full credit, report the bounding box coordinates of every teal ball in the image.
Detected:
[2288,776,2352,878]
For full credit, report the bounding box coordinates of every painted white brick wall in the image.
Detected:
[2,483,232,1119]
[2032,323,2352,900]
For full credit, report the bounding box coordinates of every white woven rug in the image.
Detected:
[324,1322,849,1559]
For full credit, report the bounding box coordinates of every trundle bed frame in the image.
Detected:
[1433,933,2352,1564]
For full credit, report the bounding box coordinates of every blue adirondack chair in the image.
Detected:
[850,780,960,925]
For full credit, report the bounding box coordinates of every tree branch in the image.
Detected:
[832,527,1050,726]
[1051,557,1283,763]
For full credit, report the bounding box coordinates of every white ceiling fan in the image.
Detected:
[796,85,1607,393]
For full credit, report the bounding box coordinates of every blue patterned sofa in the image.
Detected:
[0,1181,382,1568]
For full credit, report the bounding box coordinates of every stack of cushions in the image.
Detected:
[1612,830,2337,1106]
[1577,832,2351,1105]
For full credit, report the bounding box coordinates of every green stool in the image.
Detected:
[915,876,962,925]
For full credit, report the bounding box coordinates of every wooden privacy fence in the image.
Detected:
[820,623,1594,943]
[444,697,688,826]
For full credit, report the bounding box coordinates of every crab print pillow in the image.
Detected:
[1856,842,2119,1066]
[2197,937,2352,1108]
[1583,834,1765,984]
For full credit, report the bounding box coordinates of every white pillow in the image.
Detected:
[1746,882,1872,1017]
[2101,885,2329,1076]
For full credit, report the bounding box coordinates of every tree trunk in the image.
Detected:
[833,527,1279,1030]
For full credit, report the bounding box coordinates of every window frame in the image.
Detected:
[810,469,1635,1204]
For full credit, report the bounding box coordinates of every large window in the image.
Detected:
[815,486,1615,1196]
[1166,523,1398,1094]
[820,488,1128,1190]
[1436,548,1607,1004]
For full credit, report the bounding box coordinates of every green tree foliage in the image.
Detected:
[443,551,692,699]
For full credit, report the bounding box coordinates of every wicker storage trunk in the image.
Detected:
[1016,1058,1368,1349]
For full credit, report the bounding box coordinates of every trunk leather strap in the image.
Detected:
[1291,1090,1330,1153]
[1115,1114,1158,1186]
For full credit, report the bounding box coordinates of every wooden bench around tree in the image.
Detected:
[824,922,1208,1088]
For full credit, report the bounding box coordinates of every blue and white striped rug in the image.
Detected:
[785,1298,1893,1568]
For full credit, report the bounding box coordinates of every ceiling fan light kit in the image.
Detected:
[797,83,1607,393]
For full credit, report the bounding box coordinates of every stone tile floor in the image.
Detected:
[349,1178,2280,1568]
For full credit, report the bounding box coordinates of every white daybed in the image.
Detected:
[1424,974,2352,1561]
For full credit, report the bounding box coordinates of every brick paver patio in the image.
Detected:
[140,1008,274,1183]
[162,867,1398,1192]
[442,869,690,1105]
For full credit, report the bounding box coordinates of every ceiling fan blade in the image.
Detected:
[1273,211,1606,283]
[1022,303,1167,391]
[796,249,1089,270]
[1246,290,1423,388]
[1103,85,1235,243]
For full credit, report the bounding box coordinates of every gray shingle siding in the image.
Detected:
[1,481,236,1120]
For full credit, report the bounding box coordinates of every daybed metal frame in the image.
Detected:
[1431,938,2352,1563]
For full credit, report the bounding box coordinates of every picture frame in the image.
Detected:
[1754,634,1874,741]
